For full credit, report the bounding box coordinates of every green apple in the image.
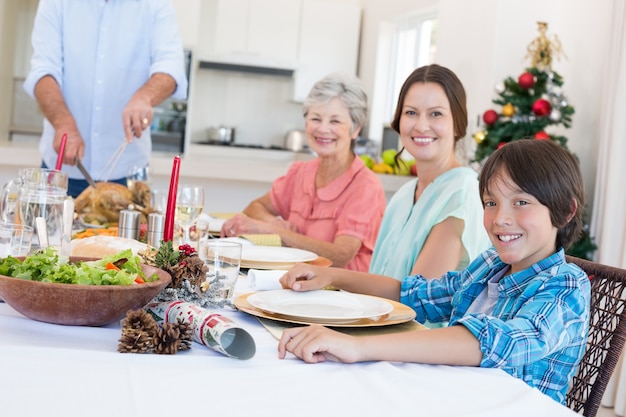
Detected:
[382,149,397,167]
[394,159,413,175]
[359,154,374,169]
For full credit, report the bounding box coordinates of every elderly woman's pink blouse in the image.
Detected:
[270,157,386,271]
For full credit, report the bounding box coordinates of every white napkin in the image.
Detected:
[247,269,285,291]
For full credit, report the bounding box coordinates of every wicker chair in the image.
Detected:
[565,255,626,417]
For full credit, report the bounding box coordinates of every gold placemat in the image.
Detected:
[240,234,282,246]
[257,317,426,339]
[234,292,418,329]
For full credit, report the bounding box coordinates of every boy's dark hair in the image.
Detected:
[479,139,585,250]
[390,64,468,142]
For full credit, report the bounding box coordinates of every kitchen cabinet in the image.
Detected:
[293,0,362,102]
[170,0,201,48]
[206,0,301,68]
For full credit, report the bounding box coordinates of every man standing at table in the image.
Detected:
[24,0,188,198]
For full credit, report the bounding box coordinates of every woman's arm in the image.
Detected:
[227,194,365,268]
[410,217,466,278]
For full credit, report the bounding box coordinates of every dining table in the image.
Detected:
[0,276,580,417]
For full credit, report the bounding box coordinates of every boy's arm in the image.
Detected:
[278,324,483,365]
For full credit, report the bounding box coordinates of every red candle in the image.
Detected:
[164,155,181,241]
[56,133,67,170]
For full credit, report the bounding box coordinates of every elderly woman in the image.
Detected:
[221,74,386,271]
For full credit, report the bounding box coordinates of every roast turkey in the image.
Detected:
[74,181,154,224]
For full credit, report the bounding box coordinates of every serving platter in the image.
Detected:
[235,291,417,327]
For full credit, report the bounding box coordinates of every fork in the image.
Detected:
[99,139,130,182]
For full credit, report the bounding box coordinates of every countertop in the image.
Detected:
[0,141,413,196]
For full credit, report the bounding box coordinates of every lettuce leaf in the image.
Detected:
[0,248,150,286]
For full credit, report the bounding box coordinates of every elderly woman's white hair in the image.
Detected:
[302,73,368,135]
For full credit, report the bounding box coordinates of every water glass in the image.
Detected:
[198,240,242,303]
[151,188,168,214]
[0,223,33,257]
[1,168,68,251]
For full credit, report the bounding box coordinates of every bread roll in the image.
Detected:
[70,236,148,258]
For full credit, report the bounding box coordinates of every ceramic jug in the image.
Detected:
[0,168,69,249]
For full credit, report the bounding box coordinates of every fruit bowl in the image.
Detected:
[0,257,171,326]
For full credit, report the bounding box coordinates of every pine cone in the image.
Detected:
[118,328,154,353]
[121,309,159,335]
[118,309,159,353]
[176,319,194,351]
[182,254,209,288]
[168,261,187,288]
[153,323,181,354]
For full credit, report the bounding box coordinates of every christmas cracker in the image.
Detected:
[145,301,256,360]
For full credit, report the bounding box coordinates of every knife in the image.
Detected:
[74,156,98,189]
[61,198,74,259]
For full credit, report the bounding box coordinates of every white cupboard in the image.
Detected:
[172,0,362,103]
[197,0,301,69]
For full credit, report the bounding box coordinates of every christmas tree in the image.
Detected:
[472,22,596,260]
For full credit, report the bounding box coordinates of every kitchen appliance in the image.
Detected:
[207,126,236,143]
[284,130,306,152]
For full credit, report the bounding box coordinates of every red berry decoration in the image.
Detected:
[518,72,535,89]
[534,131,550,140]
[532,99,552,116]
[482,109,499,126]
[178,244,196,256]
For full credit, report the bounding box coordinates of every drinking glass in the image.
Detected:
[175,184,204,245]
[126,165,150,190]
[198,240,243,303]
[0,223,33,257]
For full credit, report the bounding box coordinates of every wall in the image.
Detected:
[434,0,611,208]
[0,2,19,138]
[357,0,611,211]
[0,0,614,210]
[188,70,303,147]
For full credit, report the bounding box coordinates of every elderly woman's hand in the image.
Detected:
[221,214,298,237]
[220,214,273,237]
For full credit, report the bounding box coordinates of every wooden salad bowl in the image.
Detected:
[0,257,171,326]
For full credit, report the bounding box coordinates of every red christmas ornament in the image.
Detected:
[534,131,550,140]
[497,142,507,149]
[532,99,552,116]
[482,109,499,126]
[518,72,535,89]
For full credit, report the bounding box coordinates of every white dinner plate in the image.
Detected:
[246,290,394,324]
[241,246,317,264]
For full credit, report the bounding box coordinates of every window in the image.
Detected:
[368,9,437,151]
[385,13,438,122]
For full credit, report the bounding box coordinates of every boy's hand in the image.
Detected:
[277,325,361,363]
[279,264,331,291]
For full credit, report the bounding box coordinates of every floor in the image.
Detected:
[597,406,620,417]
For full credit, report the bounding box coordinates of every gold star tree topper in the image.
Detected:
[525,22,566,70]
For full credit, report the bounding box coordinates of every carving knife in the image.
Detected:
[74,156,98,189]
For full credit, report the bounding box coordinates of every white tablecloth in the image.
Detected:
[0,295,579,417]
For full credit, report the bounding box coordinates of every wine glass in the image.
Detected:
[175,184,205,245]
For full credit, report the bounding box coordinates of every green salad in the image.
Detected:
[0,247,158,286]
